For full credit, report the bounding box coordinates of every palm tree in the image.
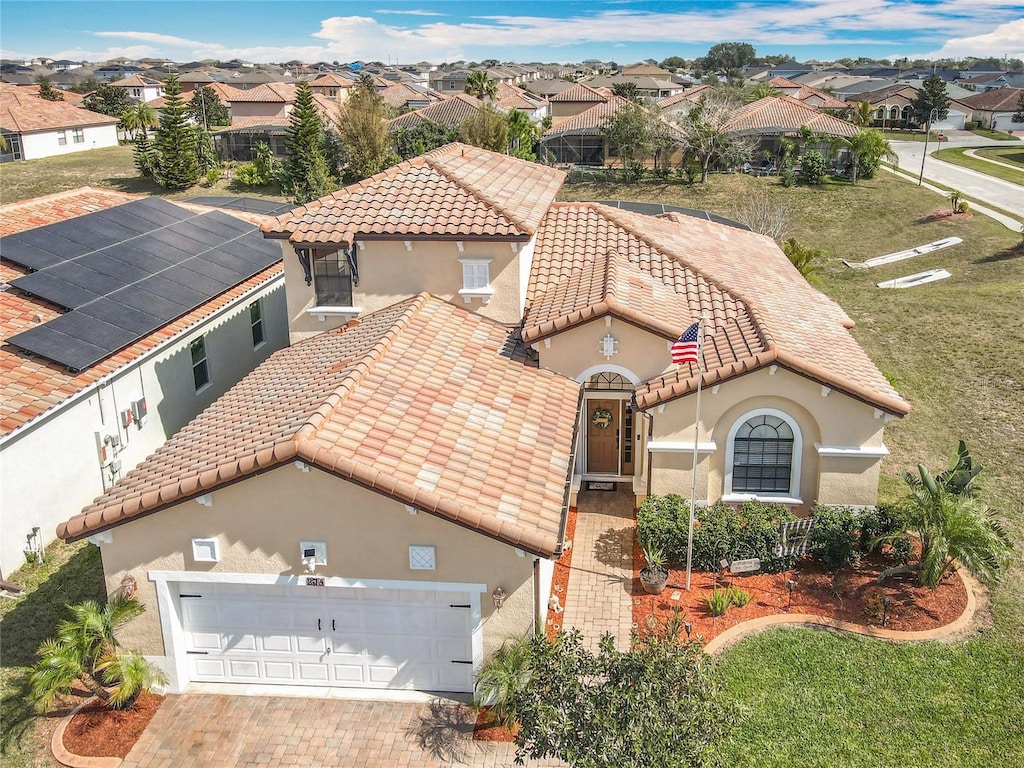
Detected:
[840,128,898,185]
[464,71,498,102]
[851,100,875,128]
[877,457,1012,589]
[474,634,534,727]
[30,596,165,712]
[120,102,157,142]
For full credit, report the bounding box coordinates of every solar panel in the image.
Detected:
[5,199,281,370]
[184,196,295,215]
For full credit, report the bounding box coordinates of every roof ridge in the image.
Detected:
[424,149,533,234]
[295,293,431,443]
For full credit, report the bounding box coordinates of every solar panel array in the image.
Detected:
[593,200,752,232]
[185,196,295,215]
[3,198,281,371]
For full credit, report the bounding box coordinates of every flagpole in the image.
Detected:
[685,314,707,591]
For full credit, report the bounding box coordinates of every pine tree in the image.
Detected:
[36,76,64,101]
[911,74,950,125]
[282,81,333,205]
[153,76,200,190]
[133,134,158,178]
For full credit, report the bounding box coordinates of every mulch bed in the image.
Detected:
[62,692,163,758]
[473,707,518,743]
[632,536,968,642]
[920,208,974,224]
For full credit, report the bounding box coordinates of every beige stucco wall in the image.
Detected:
[98,465,537,660]
[648,366,888,510]
[281,239,528,343]
[550,101,597,124]
[229,102,289,119]
[534,318,674,385]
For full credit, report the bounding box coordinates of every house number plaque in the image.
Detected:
[305,576,325,587]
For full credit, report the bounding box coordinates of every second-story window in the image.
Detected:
[249,300,265,348]
[461,260,490,290]
[190,336,210,392]
[313,250,353,306]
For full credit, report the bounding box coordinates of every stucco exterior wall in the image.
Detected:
[534,318,674,385]
[550,101,597,124]
[21,124,118,161]
[282,238,530,342]
[228,102,289,120]
[647,366,888,510]
[0,279,286,576]
[96,465,537,662]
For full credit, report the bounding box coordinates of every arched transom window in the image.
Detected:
[730,412,796,494]
[585,372,632,390]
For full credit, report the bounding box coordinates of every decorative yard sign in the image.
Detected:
[305,576,326,587]
[730,558,762,574]
[775,518,815,557]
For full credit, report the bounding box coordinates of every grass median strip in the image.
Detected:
[932,147,1024,186]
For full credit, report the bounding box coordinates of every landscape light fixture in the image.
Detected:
[684,621,693,640]
[492,586,507,611]
[786,579,796,611]
[882,595,891,627]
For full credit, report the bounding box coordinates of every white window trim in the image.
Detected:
[458,257,492,302]
[190,336,211,394]
[815,443,889,458]
[724,407,802,501]
[305,306,362,321]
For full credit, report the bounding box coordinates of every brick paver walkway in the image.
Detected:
[560,486,636,652]
[121,694,563,767]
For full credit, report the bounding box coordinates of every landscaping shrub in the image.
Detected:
[706,588,732,617]
[637,496,797,573]
[798,150,828,186]
[858,504,908,553]
[727,587,752,608]
[809,505,860,569]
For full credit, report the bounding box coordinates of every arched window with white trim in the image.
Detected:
[725,409,802,498]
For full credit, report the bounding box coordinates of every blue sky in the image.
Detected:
[2,1,1022,65]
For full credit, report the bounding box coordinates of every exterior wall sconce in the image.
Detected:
[492,586,507,611]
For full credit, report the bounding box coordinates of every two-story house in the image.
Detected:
[58,144,907,699]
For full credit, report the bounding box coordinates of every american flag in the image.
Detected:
[671,322,701,365]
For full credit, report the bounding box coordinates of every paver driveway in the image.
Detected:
[121,693,564,767]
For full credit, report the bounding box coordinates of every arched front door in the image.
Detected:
[582,372,635,477]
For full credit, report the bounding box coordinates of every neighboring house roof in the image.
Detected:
[846,84,917,105]
[493,81,544,112]
[657,84,713,110]
[0,188,282,436]
[14,83,83,105]
[379,81,443,109]
[549,83,609,103]
[766,76,848,109]
[385,93,483,132]
[108,75,162,88]
[522,203,909,416]
[957,88,1024,111]
[262,143,565,245]
[0,88,119,133]
[309,73,354,88]
[543,94,630,136]
[200,81,246,106]
[725,96,859,137]
[59,293,581,557]
[227,82,298,103]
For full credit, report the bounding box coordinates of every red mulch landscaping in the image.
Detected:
[62,692,163,758]
[472,707,518,743]
[920,208,974,224]
[632,536,968,642]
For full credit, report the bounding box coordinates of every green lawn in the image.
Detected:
[0,542,106,768]
[976,146,1024,170]
[560,171,1024,766]
[0,144,286,205]
[968,127,1020,141]
[932,147,1024,186]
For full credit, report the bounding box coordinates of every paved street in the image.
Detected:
[889,133,1023,220]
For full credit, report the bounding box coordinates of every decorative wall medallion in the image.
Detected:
[599,333,619,360]
[591,407,613,429]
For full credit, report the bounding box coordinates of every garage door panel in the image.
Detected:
[179,582,477,692]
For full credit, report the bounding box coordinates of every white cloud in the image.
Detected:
[92,31,213,48]
[374,9,445,15]
[904,18,1024,61]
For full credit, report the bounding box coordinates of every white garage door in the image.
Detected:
[178,581,475,693]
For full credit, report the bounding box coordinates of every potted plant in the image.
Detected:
[640,547,669,595]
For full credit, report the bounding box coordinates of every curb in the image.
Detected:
[704,568,979,655]
[51,698,123,768]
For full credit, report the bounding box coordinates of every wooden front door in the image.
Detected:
[587,399,619,474]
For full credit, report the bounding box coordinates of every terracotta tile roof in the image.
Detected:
[0,188,282,436]
[227,82,298,103]
[958,87,1023,111]
[309,73,355,88]
[262,143,566,246]
[59,294,580,557]
[0,89,119,133]
[523,204,909,416]
[386,93,483,132]
[379,82,443,109]
[215,115,288,133]
[725,95,858,138]
[109,75,162,88]
[657,85,713,109]
[549,83,609,103]
[204,81,246,105]
[543,94,631,136]
[16,84,83,105]
[493,82,543,112]
[766,76,848,110]
[846,85,917,105]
